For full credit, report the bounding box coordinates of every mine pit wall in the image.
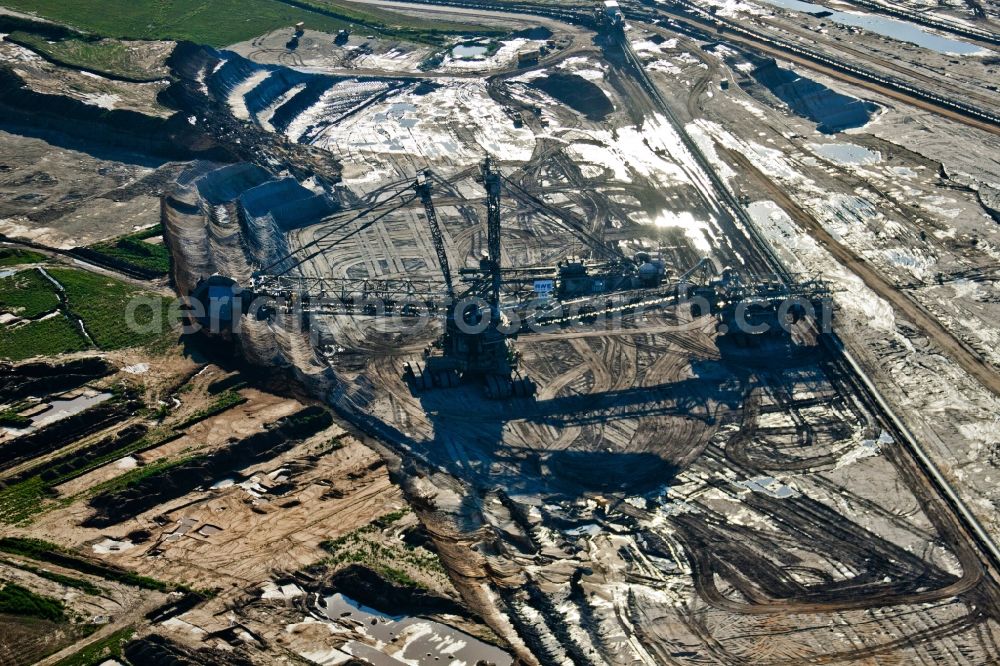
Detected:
[162,194,216,296]
[237,205,292,271]
[162,163,336,387]
[208,53,268,100]
[206,202,253,283]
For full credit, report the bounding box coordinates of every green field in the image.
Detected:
[0,269,60,319]
[0,266,174,361]
[0,249,46,267]
[88,225,172,276]
[7,31,169,80]
[0,580,66,622]
[47,268,174,350]
[0,268,92,361]
[0,0,347,45]
[0,0,495,47]
[0,315,89,361]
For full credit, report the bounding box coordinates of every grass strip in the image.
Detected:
[0,579,66,622]
[173,390,246,430]
[0,249,46,267]
[86,225,171,276]
[84,454,201,499]
[0,558,103,595]
[0,314,89,361]
[0,538,170,592]
[52,626,134,666]
[1,0,499,47]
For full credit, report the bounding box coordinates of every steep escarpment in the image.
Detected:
[0,67,226,160]
[161,41,347,181]
[162,160,340,379]
[170,41,407,146]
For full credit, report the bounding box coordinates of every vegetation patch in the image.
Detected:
[85,225,171,277]
[318,508,443,589]
[0,538,171,592]
[7,32,169,80]
[173,390,247,430]
[0,0,351,46]
[0,249,46,267]
[35,425,159,486]
[1,0,499,47]
[295,0,502,45]
[0,579,66,622]
[0,559,102,596]
[0,266,172,360]
[0,268,60,319]
[84,407,332,528]
[0,315,89,362]
[0,407,31,428]
[0,476,54,526]
[206,373,248,395]
[0,397,138,478]
[0,426,176,525]
[86,453,202,498]
[46,268,173,350]
[52,626,134,666]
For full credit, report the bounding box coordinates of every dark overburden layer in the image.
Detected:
[84,406,332,526]
[529,72,614,121]
[0,358,112,403]
[0,69,227,162]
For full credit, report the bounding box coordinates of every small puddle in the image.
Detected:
[808,142,881,164]
[387,102,417,114]
[451,44,488,59]
[13,391,113,433]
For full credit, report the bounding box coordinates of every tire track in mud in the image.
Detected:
[569,336,612,396]
[606,335,638,393]
[535,355,589,402]
[666,447,983,622]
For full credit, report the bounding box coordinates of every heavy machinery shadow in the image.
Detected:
[362,353,754,504]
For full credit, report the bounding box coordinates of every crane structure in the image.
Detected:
[189,157,833,399]
[481,155,504,309]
